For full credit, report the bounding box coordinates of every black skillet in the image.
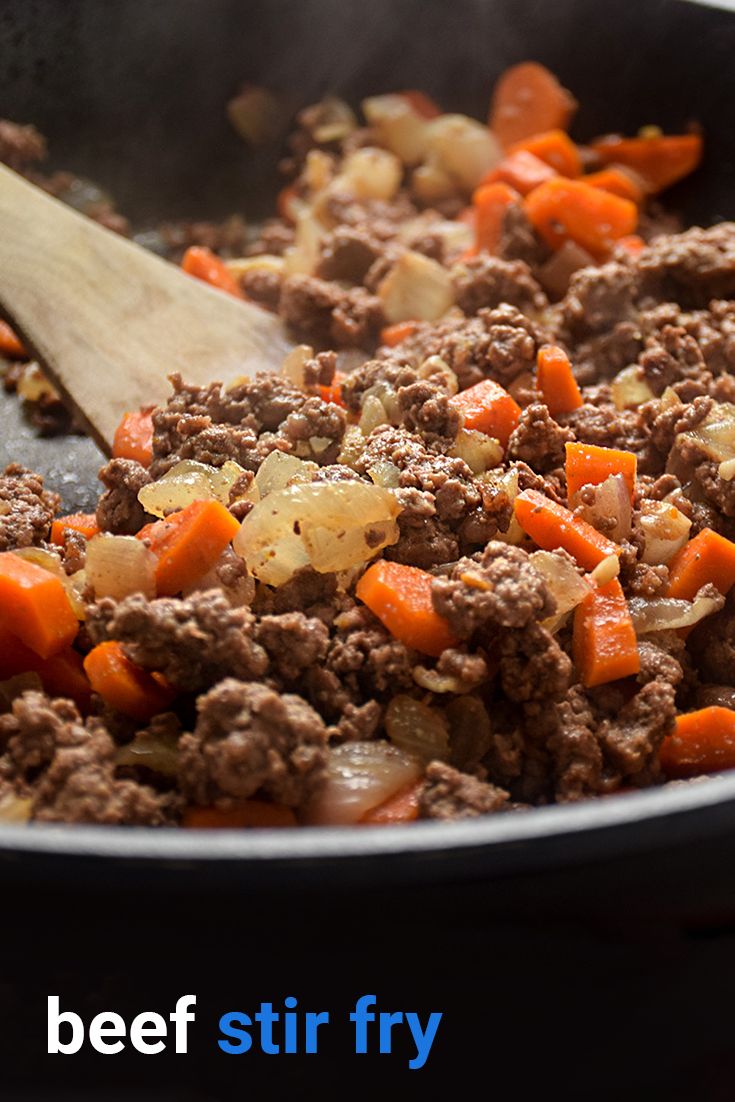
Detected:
[0,0,735,912]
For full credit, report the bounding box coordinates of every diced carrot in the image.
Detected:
[83,641,175,721]
[361,781,422,824]
[399,90,442,119]
[181,245,244,298]
[660,707,735,779]
[136,499,240,596]
[0,623,90,709]
[478,150,557,196]
[449,379,521,448]
[514,488,620,571]
[509,129,582,177]
[182,801,298,828]
[112,409,154,468]
[277,184,301,224]
[616,234,645,256]
[473,181,521,254]
[489,61,577,148]
[536,345,582,417]
[667,527,735,602]
[572,577,640,687]
[0,552,78,659]
[50,512,100,546]
[356,560,458,658]
[380,321,419,347]
[524,177,638,259]
[318,371,347,406]
[584,167,644,205]
[0,319,27,359]
[565,441,637,503]
[590,133,703,193]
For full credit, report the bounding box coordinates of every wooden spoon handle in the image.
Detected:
[0,165,293,454]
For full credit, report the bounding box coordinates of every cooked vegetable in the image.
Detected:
[479,149,557,196]
[226,85,285,145]
[524,177,638,258]
[138,459,247,519]
[181,245,244,297]
[0,622,89,708]
[610,365,654,410]
[360,781,422,825]
[83,641,175,722]
[660,707,735,779]
[356,560,457,657]
[86,534,157,600]
[449,428,503,474]
[0,552,77,659]
[112,409,154,467]
[377,250,454,323]
[50,512,100,545]
[380,320,419,347]
[339,147,403,201]
[0,792,32,823]
[385,694,451,762]
[488,61,577,147]
[183,801,297,828]
[536,345,582,416]
[234,482,401,587]
[667,527,735,601]
[137,499,240,596]
[508,129,581,177]
[472,181,520,254]
[678,400,735,467]
[449,378,521,447]
[425,113,502,190]
[576,475,632,543]
[253,451,316,498]
[590,133,703,193]
[303,742,422,825]
[629,589,723,634]
[565,441,637,502]
[584,166,645,205]
[0,319,27,359]
[515,489,620,571]
[639,501,691,565]
[362,94,431,165]
[572,577,640,687]
[530,549,592,631]
[318,372,347,407]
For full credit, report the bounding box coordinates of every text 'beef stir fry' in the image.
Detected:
[1,62,734,829]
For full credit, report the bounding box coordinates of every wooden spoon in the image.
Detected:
[0,164,294,455]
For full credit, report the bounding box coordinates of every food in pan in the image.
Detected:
[1,62,733,829]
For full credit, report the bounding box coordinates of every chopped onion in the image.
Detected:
[116,730,179,776]
[303,741,422,825]
[302,149,335,193]
[337,146,403,201]
[359,394,390,436]
[575,474,632,543]
[589,554,620,586]
[476,468,524,545]
[17,362,59,403]
[537,242,595,299]
[377,250,454,323]
[446,696,493,770]
[308,96,357,144]
[0,792,32,823]
[719,458,735,481]
[337,425,367,469]
[64,569,88,621]
[531,549,592,632]
[411,161,458,204]
[13,546,64,576]
[280,344,314,388]
[224,254,286,280]
[611,365,655,411]
[233,481,401,586]
[629,589,723,634]
[450,429,503,475]
[86,534,156,600]
[682,401,735,463]
[417,355,458,395]
[367,460,402,488]
[362,94,431,165]
[254,450,317,497]
[413,665,480,695]
[283,207,326,276]
[425,114,501,190]
[639,500,691,564]
[138,459,246,519]
[226,85,285,145]
[386,695,450,763]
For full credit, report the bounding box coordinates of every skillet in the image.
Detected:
[1,0,735,902]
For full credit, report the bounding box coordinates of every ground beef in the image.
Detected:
[498,622,572,702]
[419,761,508,820]
[546,687,604,802]
[0,118,46,170]
[452,255,548,315]
[637,223,735,307]
[239,266,282,310]
[595,679,676,781]
[497,203,548,268]
[280,395,346,463]
[558,261,638,336]
[689,601,735,685]
[397,379,460,442]
[95,458,151,535]
[508,402,574,472]
[255,612,330,684]
[87,591,268,692]
[431,542,554,638]
[316,225,387,284]
[422,305,547,391]
[178,679,328,808]
[0,464,59,551]
[340,358,418,414]
[279,274,385,349]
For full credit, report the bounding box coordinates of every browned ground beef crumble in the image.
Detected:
[1,102,735,827]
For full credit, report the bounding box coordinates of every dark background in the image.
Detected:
[2,0,735,1097]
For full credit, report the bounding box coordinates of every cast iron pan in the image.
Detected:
[1,0,735,893]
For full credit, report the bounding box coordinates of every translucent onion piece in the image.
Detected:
[254,450,318,497]
[338,146,403,201]
[138,459,246,519]
[576,474,632,543]
[367,460,402,489]
[233,481,401,586]
[639,500,692,565]
[86,535,157,600]
[377,250,454,323]
[224,254,285,280]
[413,665,476,694]
[412,161,458,204]
[308,96,357,144]
[531,549,592,631]
[280,344,313,388]
[629,591,723,634]
[359,394,389,436]
[337,425,367,469]
[446,696,493,771]
[450,429,503,475]
[425,114,502,190]
[0,792,32,823]
[116,730,180,776]
[417,355,459,396]
[303,741,422,825]
[682,401,735,463]
[386,695,450,762]
[611,365,655,411]
[284,208,325,276]
[589,554,620,587]
[17,362,59,403]
[719,457,735,482]
[362,94,431,165]
[13,546,64,576]
[477,468,524,545]
[226,86,284,145]
[64,569,88,621]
